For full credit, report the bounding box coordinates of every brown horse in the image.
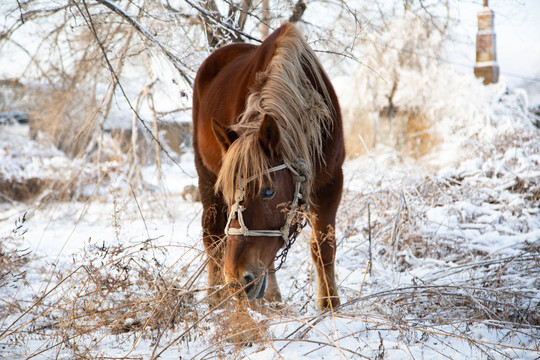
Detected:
[192,23,344,310]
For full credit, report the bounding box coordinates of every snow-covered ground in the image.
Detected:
[1,82,539,359]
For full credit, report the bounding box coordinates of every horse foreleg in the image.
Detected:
[197,163,228,307]
[202,214,226,307]
[310,173,343,310]
[310,223,339,309]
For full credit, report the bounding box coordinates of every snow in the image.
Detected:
[1,4,540,354]
[1,79,539,359]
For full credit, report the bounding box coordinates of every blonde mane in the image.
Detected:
[215,25,335,205]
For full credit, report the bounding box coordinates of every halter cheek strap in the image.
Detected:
[224,159,308,246]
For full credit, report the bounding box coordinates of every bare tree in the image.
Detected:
[0,0,456,184]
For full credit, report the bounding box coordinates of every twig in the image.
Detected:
[390,191,404,266]
[337,200,369,246]
[183,0,261,44]
[358,133,373,157]
[130,184,151,241]
[368,201,372,276]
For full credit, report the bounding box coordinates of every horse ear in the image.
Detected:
[211,118,238,152]
[258,114,281,157]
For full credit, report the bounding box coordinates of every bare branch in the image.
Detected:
[95,0,194,86]
[183,0,260,45]
[77,0,192,176]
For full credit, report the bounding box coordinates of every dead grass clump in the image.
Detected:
[337,122,540,338]
[210,305,267,345]
[338,174,451,263]
[0,214,30,275]
[26,84,98,158]
[403,112,438,158]
[344,109,438,159]
[70,242,198,334]
[344,113,376,158]
[0,235,208,359]
[0,176,50,202]
[0,213,32,318]
[368,251,540,326]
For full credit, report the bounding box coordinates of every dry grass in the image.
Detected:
[26,85,98,158]
[0,177,50,203]
[402,112,438,158]
[1,198,538,359]
[0,230,205,358]
[1,120,539,359]
[344,113,376,157]
[334,124,540,353]
[0,213,32,319]
[344,109,438,159]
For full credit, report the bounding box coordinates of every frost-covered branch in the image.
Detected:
[183,0,261,46]
[95,0,194,86]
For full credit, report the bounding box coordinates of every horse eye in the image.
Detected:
[261,187,275,199]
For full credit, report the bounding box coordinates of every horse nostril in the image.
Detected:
[243,273,255,286]
[243,273,255,295]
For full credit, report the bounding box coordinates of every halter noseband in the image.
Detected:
[224,158,308,251]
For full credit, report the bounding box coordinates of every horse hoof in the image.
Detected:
[317,296,340,310]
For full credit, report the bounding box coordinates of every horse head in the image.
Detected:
[212,114,305,300]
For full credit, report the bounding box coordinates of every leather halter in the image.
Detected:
[224,159,308,249]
